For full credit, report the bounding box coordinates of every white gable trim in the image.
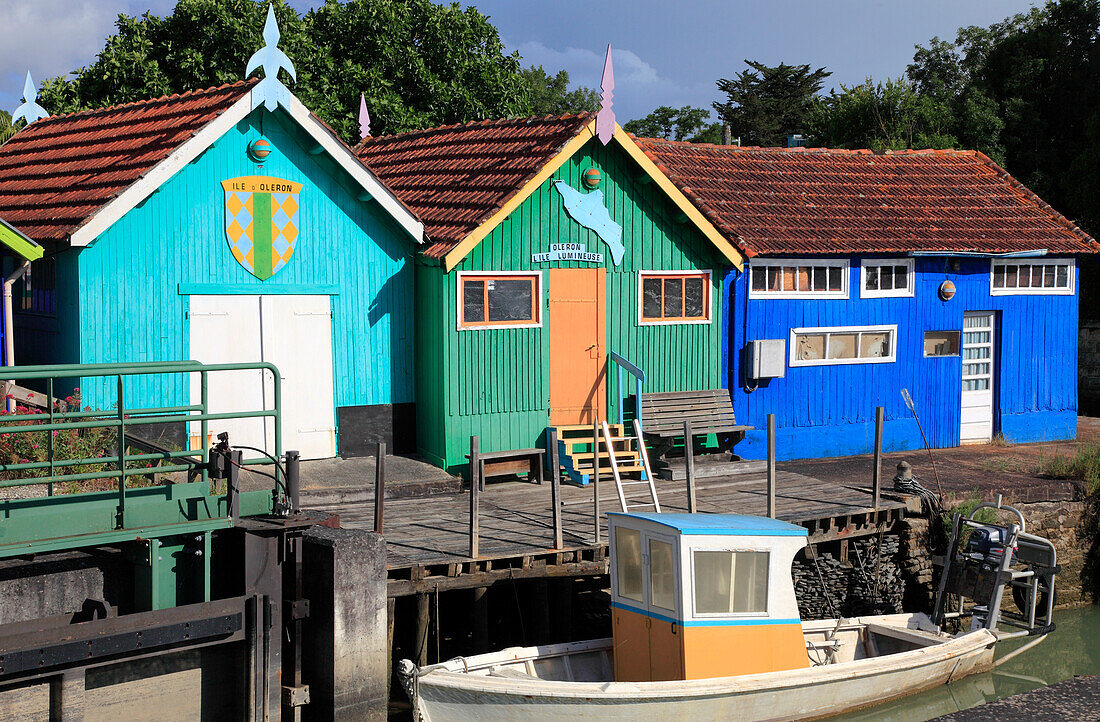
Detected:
[68,87,424,247]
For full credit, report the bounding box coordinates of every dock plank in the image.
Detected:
[319,464,907,571]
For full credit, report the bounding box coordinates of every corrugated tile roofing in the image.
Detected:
[632,139,1098,256]
[0,80,254,242]
[356,113,594,258]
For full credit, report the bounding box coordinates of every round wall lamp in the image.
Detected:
[248,138,274,163]
[582,167,602,189]
[938,279,956,301]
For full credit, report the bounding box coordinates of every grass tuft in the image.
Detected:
[1032,442,1100,496]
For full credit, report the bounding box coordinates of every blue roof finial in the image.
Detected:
[12,71,49,127]
[245,3,296,112]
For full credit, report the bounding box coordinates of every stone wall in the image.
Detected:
[792,533,906,620]
[1079,321,1100,416]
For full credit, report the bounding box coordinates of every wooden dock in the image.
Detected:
[307,461,908,597]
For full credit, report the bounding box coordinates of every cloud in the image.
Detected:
[513,41,662,87]
[510,39,716,122]
[0,0,177,109]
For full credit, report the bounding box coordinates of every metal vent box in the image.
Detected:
[748,339,786,379]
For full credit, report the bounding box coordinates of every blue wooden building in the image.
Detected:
[0,61,423,458]
[635,141,1099,460]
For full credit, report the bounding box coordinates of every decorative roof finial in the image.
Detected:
[595,45,615,145]
[12,72,49,127]
[245,3,296,112]
[358,94,371,139]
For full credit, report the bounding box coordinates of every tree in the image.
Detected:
[623,105,712,141]
[807,78,957,151]
[712,60,831,146]
[0,111,15,146]
[36,0,534,141]
[521,66,599,116]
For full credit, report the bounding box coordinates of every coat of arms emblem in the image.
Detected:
[221,176,302,280]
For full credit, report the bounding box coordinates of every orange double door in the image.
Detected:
[548,268,607,426]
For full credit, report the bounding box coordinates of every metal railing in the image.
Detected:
[608,351,645,427]
[0,360,283,529]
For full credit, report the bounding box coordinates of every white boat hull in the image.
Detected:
[404,615,998,721]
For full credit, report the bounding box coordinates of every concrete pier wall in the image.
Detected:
[303,526,388,722]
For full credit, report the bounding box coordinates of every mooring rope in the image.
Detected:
[893,470,943,517]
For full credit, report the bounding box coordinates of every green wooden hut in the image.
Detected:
[358,115,745,477]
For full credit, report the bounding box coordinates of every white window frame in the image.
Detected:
[860,258,915,299]
[637,270,713,326]
[456,270,543,331]
[747,258,850,299]
[989,258,1074,296]
[788,324,898,367]
[689,546,771,620]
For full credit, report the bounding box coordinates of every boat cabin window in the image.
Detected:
[649,538,676,611]
[693,550,769,615]
[615,527,643,602]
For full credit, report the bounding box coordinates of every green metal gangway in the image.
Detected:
[0,360,289,560]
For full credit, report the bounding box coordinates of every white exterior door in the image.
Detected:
[188,295,267,453]
[960,312,995,443]
[260,295,337,460]
[188,294,337,460]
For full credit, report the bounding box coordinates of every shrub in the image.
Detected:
[0,392,147,494]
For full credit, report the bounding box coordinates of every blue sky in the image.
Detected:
[2,0,1040,122]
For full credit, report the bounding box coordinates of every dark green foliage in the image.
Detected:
[712,60,831,147]
[520,66,599,116]
[807,78,958,152]
[0,111,14,145]
[36,0,534,140]
[623,105,713,141]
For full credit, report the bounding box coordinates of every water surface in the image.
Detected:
[838,604,1100,721]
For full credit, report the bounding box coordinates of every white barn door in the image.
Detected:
[189,294,337,460]
[260,295,337,460]
[960,312,995,443]
[188,295,267,453]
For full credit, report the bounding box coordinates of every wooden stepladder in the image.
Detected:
[603,419,661,513]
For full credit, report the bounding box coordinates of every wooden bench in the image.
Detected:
[466,448,546,490]
[640,389,752,458]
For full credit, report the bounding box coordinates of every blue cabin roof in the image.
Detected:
[610,512,808,536]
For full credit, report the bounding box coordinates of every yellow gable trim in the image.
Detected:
[611,127,743,270]
[441,120,744,272]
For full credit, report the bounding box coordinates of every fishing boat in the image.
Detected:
[400,502,1056,721]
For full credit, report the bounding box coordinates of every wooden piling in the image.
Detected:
[549,428,563,549]
[592,421,601,544]
[873,406,884,512]
[472,586,489,653]
[386,597,396,701]
[374,441,386,534]
[532,580,550,644]
[684,420,697,513]
[551,578,574,641]
[767,414,776,518]
[415,593,429,667]
[469,435,479,558]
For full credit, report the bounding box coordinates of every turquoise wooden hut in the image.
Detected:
[0,67,423,458]
[358,115,745,475]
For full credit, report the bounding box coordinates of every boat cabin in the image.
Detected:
[608,512,808,681]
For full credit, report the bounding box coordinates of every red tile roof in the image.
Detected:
[356,114,593,258]
[0,80,254,242]
[632,139,1098,256]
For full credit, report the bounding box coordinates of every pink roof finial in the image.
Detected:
[358,93,371,139]
[595,44,615,145]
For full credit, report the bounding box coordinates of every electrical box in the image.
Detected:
[747,339,785,379]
